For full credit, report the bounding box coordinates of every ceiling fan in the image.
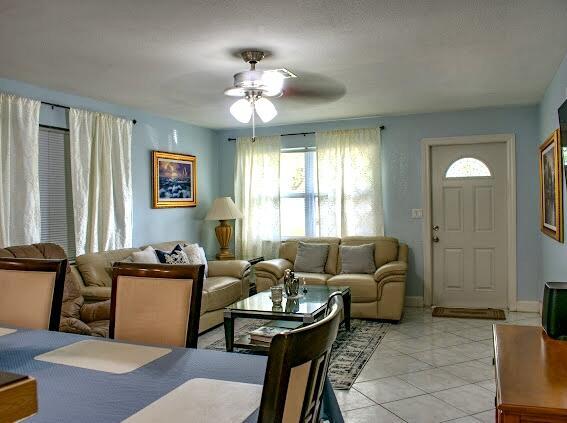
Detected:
[224,50,346,140]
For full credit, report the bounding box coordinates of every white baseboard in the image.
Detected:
[405,296,424,307]
[515,301,541,313]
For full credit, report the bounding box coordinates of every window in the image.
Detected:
[280,148,319,237]
[445,157,491,178]
[38,127,76,258]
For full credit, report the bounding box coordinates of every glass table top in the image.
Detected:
[227,285,349,316]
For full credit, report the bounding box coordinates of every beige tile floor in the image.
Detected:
[336,307,541,423]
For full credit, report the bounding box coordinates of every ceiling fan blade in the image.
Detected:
[280,71,346,104]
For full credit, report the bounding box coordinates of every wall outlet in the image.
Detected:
[411,208,423,219]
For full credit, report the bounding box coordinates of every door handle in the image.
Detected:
[432,235,440,243]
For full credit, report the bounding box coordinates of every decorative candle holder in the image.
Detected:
[270,286,283,306]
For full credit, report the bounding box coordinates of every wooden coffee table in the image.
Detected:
[223,285,351,352]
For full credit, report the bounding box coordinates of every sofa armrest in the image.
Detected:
[81,286,111,303]
[208,260,251,279]
[255,259,293,280]
[374,261,407,282]
[80,300,111,323]
[59,317,92,335]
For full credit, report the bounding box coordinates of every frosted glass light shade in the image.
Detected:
[230,99,253,123]
[255,97,277,122]
[205,197,244,221]
[262,71,284,96]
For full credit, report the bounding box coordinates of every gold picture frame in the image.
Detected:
[152,151,197,208]
[539,129,563,242]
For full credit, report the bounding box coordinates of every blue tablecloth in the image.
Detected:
[0,328,343,422]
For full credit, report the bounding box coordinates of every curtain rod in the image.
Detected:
[226,125,385,141]
[42,101,137,125]
[39,123,69,132]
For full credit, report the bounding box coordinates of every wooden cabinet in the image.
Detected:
[494,325,567,422]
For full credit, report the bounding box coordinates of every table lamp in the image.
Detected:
[205,197,243,260]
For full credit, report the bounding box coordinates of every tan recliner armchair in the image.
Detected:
[0,243,111,336]
[255,236,408,321]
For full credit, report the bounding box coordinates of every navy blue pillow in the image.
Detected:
[155,244,189,264]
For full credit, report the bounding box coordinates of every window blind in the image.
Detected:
[38,127,76,259]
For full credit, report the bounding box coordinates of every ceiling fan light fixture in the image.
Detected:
[230,98,253,123]
[254,97,277,123]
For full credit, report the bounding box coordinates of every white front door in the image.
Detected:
[431,142,508,308]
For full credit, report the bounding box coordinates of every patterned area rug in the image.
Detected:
[203,319,391,389]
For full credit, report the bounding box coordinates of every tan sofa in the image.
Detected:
[255,236,408,321]
[72,241,251,333]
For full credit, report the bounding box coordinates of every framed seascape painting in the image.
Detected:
[152,151,197,208]
[539,129,563,242]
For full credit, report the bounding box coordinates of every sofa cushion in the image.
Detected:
[327,274,377,302]
[340,244,377,274]
[182,244,209,277]
[76,247,139,287]
[131,246,159,263]
[340,236,399,270]
[294,272,332,285]
[279,238,341,274]
[155,244,190,264]
[201,276,242,313]
[140,240,188,252]
[294,242,329,273]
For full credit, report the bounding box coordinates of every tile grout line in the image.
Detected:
[343,309,538,421]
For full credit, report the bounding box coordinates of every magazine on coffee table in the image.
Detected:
[249,320,303,344]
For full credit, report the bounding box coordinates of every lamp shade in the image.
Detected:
[205,197,244,221]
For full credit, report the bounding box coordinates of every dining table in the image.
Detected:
[0,326,343,422]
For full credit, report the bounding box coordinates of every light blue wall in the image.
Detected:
[0,78,220,255]
[217,106,540,299]
[539,53,567,295]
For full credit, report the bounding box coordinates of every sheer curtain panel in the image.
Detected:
[0,93,41,247]
[234,135,281,258]
[316,128,384,237]
[69,109,133,255]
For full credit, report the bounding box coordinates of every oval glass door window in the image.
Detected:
[445,157,491,178]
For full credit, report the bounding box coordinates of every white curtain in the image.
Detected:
[0,93,41,247]
[69,108,133,255]
[316,128,384,237]
[234,135,281,258]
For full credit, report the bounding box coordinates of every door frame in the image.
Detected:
[421,134,517,310]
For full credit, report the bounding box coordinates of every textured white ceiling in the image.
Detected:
[1,0,567,128]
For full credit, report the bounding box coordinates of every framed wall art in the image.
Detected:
[152,151,197,208]
[539,129,563,242]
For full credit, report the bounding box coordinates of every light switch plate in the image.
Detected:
[411,208,423,219]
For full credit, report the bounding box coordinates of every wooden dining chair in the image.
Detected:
[258,292,343,423]
[0,257,67,331]
[109,262,205,348]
